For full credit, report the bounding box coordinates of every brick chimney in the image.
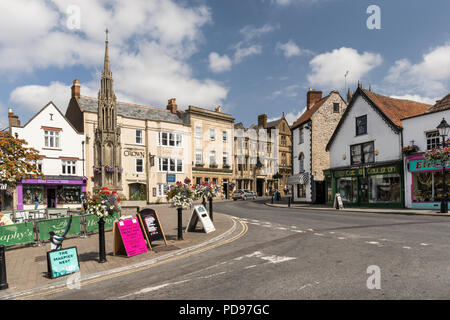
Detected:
[71,79,80,98]
[258,114,267,128]
[8,108,20,129]
[306,88,322,109]
[167,98,178,114]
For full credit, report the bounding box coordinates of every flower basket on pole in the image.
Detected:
[166,178,195,240]
[85,187,121,262]
[194,182,220,221]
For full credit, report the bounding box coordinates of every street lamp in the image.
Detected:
[437,118,450,213]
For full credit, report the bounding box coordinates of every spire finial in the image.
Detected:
[103,28,111,77]
[105,28,109,41]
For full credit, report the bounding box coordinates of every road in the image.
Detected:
[32,199,450,300]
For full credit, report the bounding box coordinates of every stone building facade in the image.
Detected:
[290,89,348,203]
[188,105,235,199]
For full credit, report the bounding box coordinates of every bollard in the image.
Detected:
[98,218,107,263]
[0,245,8,290]
[208,197,213,222]
[177,208,183,240]
[288,196,291,207]
[271,195,274,204]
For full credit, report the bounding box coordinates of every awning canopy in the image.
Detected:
[286,172,309,185]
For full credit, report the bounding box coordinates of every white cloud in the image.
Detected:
[276,40,312,58]
[0,0,228,110]
[307,47,382,89]
[386,44,450,97]
[209,52,232,73]
[233,43,263,64]
[267,84,301,100]
[268,109,306,126]
[240,24,278,41]
[390,95,437,105]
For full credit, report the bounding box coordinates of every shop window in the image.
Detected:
[297,184,306,198]
[57,186,81,204]
[355,115,367,136]
[23,185,44,205]
[369,174,401,203]
[337,177,358,203]
[196,177,201,185]
[426,131,440,151]
[350,142,374,165]
[413,171,450,202]
[0,190,13,211]
[129,183,147,201]
[157,184,171,197]
[44,130,60,148]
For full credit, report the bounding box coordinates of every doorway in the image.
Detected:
[47,188,56,208]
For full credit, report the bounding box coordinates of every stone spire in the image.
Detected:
[103,28,111,78]
[346,88,352,103]
[100,28,114,100]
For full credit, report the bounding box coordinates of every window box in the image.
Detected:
[210,163,218,168]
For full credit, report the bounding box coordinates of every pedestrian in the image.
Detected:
[34,192,39,210]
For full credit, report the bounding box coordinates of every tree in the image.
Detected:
[0,131,43,188]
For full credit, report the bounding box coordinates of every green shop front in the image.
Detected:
[324,161,404,208]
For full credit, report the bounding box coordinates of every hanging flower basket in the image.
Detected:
[166,178,195,209]
[194,181,220,199]
[425,139,450,162]
[85,187,121,218]
[93,167,102,174]
[402,145,418,155]
[105,165,114,173]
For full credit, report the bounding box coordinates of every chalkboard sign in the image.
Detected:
[47,247,80,279]
[137,209,167,249]
[187,205,215,234]
[113,218,148,257]
[334,193,344,210]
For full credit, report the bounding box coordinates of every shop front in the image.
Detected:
[17,176,87,210]
[325,161,404,208]
[406,154,450,209]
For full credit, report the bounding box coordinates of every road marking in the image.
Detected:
[16,218,248,300]
[420,243,429,246]
[337,237,346,240]
[117,279,191,299]
[403,246,411,249]
[244,265,257,269]
[366,241,379,245]
[306,228,314,232]
[314,233,324,236]
[276,227,287,230]
[199,271,227,279]
[292,230,304,233]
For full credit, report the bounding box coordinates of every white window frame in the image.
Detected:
[223,152,228,166]
[210,151,216,165]
[62,160,76,175]
[44,130,60,148]
[210,129,215,141]
[195,126,202,139]
[136,130,143,145]
[157,184,173,197]
[426,130,440,151]
[158,157,183,173]
[299,128,304,144]
[158,131,182,148]
[223,131,228,142]
[195,149,202,165]
[136,158,144,173]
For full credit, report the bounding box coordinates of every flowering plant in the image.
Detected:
[86,186,121,218]
[194,181,220,199]
[425,139,450,162]
[105,165,114,173]
[166,178,195,209]
[93,167,102,174]
[402,145,418,154]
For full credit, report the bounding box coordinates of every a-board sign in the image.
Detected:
[47,246,80,279]
[137,209,167,249]
[334,193,344,210]
[186,205,215,234]
[113,218,148,257]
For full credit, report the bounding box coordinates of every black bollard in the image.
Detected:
[177,208,183,240]
[0,245,8,290]
[98,217,107,263]
[202,197,206,208]
[288,196,291,207]
[208,197,213,222]
[271,195,274,204]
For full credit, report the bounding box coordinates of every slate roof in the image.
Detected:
[77,96,189,125]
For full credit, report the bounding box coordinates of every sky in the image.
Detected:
[0,0,449,130]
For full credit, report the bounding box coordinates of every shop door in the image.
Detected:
[359,178,369,205]
[47,188,56,208]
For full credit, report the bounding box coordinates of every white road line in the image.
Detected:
[244,265,257,269]
[366,241,379,245]
[403,246,412,249]
[276,227,287,230]
[306,228,314,232]
[117,279,191,299]
[314,233,324,236]
[337,237,346,240]
[420,243,429,246]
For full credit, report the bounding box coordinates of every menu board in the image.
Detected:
[187,205,215,234]
[113,218,148,257]
[137,209,167,248]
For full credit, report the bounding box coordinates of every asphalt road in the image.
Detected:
[34,199,450,300]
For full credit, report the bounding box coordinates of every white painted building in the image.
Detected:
[10,102,86,210]
[401,93,450,209]
[325,86,430,208]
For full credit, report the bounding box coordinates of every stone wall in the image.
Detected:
[311,92,347,181]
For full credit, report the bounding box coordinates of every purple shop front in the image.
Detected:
[17,177,87,210]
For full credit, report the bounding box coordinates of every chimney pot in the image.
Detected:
[71,79,81,98]
[167,98,178,114]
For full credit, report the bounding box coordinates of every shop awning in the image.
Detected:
[286,172,309,185]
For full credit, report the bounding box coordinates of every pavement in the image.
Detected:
[264,196,450,217]
[0,201,236,299]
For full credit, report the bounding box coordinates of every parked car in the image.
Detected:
[233,189,257,201]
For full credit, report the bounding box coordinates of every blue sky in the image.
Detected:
[0,0,449,129]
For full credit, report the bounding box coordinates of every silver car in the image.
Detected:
[233,189,257,201]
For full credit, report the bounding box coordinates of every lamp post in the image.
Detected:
[437,118,450,214]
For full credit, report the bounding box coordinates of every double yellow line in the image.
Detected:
[16,218,248,300]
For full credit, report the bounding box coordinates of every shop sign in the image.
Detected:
[85,212,119,233]
[366,166,397,175]
[0,222,34,246]
[124,150,145,157]
[47,247,80,279]
[410,159,446,172]
[38,216,81,240]
[167,174,176,183]
[334,166,397,178]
